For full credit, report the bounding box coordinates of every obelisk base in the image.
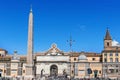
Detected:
[25,64,34,80]
[24,76,34,80]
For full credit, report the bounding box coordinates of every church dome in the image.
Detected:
[78,54,87,60]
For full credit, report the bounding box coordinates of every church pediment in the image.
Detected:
[45,43,64,56]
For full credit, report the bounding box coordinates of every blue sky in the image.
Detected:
[0,0,120,54]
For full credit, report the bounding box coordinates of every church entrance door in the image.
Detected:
[50,65,58,76]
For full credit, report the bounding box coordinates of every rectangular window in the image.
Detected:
[116,69,118,73]
[79,70,85,74]
[105,69,107,73]
[109,69,114,73]
[18,63,22,67]
[110,53,113,56]
[6,68,11,75]
[104,58,107,62]
[73,65,74,67]
[18,68,22,75]
[115,58,119,62]
[104,65,107,67]
[4,70,6,73]
[6,63,10,67]
[110,58,113,62]
[115,53,118,56]
[23,70,25,73]
[104,53,107,56]
[69,59,71,61]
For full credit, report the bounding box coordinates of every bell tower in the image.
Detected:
[104,28,112,50]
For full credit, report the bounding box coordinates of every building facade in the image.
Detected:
[102,29,120,79]
[0,8,120,80]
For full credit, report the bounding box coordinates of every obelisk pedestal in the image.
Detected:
[25,64,34,80]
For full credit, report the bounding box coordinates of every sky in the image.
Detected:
[0,0,120,54]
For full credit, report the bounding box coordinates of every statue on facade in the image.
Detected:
[41,69,44,77]
[63,69,67,78]
[63,69,66,75]
[12,50,20,60]
[54,69,57,78]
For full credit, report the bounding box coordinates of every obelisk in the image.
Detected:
[25,7,34,80]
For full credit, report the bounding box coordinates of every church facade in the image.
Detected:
[0,8,120,80]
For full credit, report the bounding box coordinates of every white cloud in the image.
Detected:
[112,40,120,47]
[77,24,86,31]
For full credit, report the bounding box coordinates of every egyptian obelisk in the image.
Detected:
[25,6,34,80]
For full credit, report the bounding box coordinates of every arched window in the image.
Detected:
[72,70,74,74]
[107,42,109,47]
[74,58,76,61]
